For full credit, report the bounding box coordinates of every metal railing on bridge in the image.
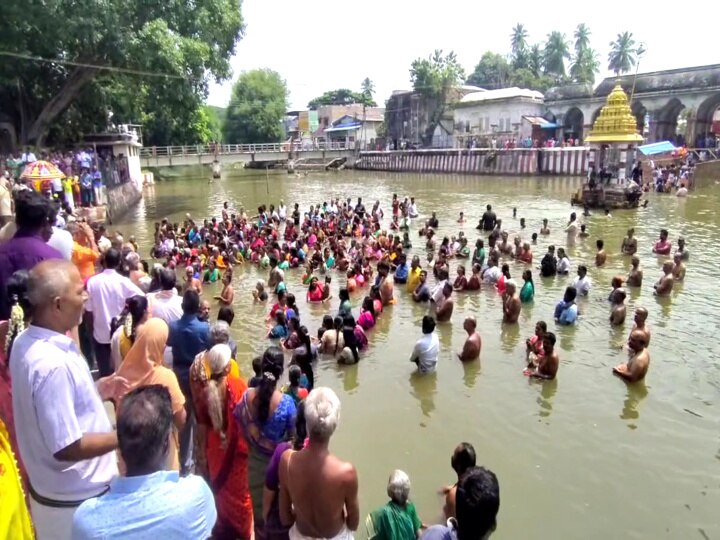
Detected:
[140,142,352,159]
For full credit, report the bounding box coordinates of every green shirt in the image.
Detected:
[367,501,421,540]
[520,281,534,303]
[203,268,220,283]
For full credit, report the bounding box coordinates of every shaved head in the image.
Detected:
[28,260,78,308]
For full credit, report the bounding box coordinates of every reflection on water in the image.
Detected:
[532,377,558,420]
[409,371,437,419]
[461,360,481,389]
[619,380,648,429]
[120,169,720,539]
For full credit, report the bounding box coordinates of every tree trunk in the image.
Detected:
[26,66,99,147]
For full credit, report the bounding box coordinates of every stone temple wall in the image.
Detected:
[105,182,142,223]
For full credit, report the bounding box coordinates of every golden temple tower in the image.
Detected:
[585,83,644,144]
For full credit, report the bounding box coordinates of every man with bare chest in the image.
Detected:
[280,388,359,540]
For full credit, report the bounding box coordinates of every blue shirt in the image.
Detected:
[72,471,216,540]
[394,263,409,282]
[168,313,210,386]
[555,301,578,325]
[421,521,457,540]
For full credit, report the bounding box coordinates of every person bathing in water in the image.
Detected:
[613,330,650,383]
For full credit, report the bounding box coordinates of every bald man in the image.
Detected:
[613,330,651,382]
[502,280,521,324]
[653,261,674,296]
[9,260,128,539]
[630,307,651,346]
[457,317,481,361]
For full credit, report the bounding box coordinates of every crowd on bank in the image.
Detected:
[0,179,688,539]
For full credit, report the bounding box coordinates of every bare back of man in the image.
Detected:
[280,449,359,539]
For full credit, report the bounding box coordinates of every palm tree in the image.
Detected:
[543,31,570,79]
[570,47,600,84]
[511,23,529,69]
[608,31,638,75]
[528,44,543,77]
[573,23,591,55]
[359,77,376,107]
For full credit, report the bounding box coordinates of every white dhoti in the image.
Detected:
[289,523,354,540]
[29,498,77,540]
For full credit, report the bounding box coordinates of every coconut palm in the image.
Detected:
[528,44,543,77]
[543,31,570,79]
[511,23,529,69]
[360,77,376,107]
[570,47,600,84]
[573,23,591,55]
[608,31,638,75]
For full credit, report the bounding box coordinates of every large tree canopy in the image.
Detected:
[307,88,375,110]
[467,52,512,90]
[223,69,288,144]
[410,50,464,146]
[0,0,244,147]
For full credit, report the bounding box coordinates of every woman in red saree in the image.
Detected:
[191,343,253,540]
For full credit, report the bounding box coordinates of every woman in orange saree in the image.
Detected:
[191,344,253,540]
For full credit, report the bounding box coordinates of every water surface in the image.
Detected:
[118,169,720,540]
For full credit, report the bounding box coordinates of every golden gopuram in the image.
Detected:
[585,83,644,144]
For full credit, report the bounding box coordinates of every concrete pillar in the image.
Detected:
[617,146,628,185]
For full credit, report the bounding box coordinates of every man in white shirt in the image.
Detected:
[21,148,37,164]
[573,265,592,296]
[148,268,184,323]
[431,268,449,304]
[410,315,440,374]
[10,260,127,540]
[556,247,571,275]
[86,248,144,376]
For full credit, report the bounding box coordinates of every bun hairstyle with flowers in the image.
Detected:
[110,295,148,345]
[5,270,31,358]
[256,346,285,424]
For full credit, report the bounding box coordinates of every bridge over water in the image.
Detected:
[140,143,356,168]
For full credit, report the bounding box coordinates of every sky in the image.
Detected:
[207,0,718,110]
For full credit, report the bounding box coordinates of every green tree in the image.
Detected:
[223,69,288,144]
[569,24,599,84]
[608,31,639,75]
[528,44,544,78]
[510,23,529,69]
[466,52,511,90]
[543,31,571,79]
[361,78,376,105]
[0,0,244,147]
[307,89,366,109]
[510,69,555,93]
[410,50,465,147]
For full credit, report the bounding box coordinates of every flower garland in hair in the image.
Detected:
[263,371,276,382]
[6,297,24,355]
[123,313,133,340]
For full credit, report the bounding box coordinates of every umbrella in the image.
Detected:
[20,160,65,181]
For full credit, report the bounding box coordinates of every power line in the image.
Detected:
[0,50,186,79]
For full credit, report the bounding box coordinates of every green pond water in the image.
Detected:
[117,168,720,540]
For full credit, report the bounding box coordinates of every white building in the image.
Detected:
[453,88,548,146]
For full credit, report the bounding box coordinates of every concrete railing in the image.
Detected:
[140,142,352,158]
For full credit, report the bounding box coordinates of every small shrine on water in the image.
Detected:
[572,83,645,209]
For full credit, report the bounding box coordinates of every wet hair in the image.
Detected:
[333,316,343,355]
[256,346,285,424]
[205,344,232,436]
[543,332,557,347]
[251,355,262,376]
[286,293,298,314]
[456,467,500,540]
[293,401,307,450]
[288,364,302,386]
[110,295,148,343]
[159,267,176,290]
[322,314,333,330]
[564,286,578,302]
[501,264,510,278]
[596,239,604,249]
[536,321,547,333]
[339,288,349,302]
[451,442,477,476]
[421,315,436,334]
[217,305,235,326]
[361,296,375,318]
[296,325,314,389]
[117,385,173,472]
[182,289,201,314]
